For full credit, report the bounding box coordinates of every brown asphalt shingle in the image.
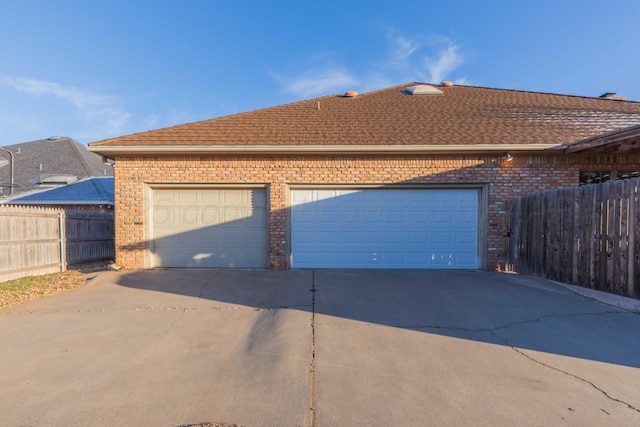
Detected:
[89,83,640,148]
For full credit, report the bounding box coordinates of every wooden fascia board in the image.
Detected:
[565,126,640,154]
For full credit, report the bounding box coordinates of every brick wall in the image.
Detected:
[112,153,640,271]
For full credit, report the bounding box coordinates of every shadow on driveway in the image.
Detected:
[115,268,640,369]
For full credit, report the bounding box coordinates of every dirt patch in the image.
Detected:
[0,270,94,309]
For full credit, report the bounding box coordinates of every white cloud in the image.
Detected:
[0,76,132,142]
[423,43,464,84]
[454,77,471,85]
[1,76,116,109]
[390,34,421,63]
[281,67,359,98]
[276,32,467,98]
[385,32,465,84]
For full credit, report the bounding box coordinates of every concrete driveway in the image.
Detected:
[0,270,639,426]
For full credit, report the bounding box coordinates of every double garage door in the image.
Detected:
[291,188,480,269]
[151,187,480,269]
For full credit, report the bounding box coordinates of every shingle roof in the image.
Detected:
[89,82,640,149]
[0,137,113,196]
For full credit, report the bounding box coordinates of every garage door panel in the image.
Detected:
[176,189,197,204]
[362,191,385,202]
[291,188,480,269]
[200,191,221,204]
[251,190,267,206]
[384,232,405,243]
[241,214,267,228]
[179,209,199,226]
[315,231,337,243]
[200,208,221,225]
[152,188,267,268]
[362,231,383,243]
[292,231,313,243]
[153,208,174,226]
[407,209,428,223]
[292,211,313,224]
[431,253,454,266]
[382,252,405,264]
[455,253,478,265]
[408,253,428,264]
[432,211,454,224]
[409,232,429,243]
[432,231,453,244]
[455,212,476,223]
[154,190,178,205]
[222,207,246,222]
[316,251,360,264]
[456,232,476,244]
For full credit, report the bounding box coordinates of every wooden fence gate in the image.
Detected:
[507,177,640,299]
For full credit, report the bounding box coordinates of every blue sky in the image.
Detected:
[1,0,639,145]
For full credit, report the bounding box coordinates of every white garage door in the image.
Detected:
[291,188,480,269]
[152,188,267,268]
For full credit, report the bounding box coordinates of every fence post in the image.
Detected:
[58,211,66,272]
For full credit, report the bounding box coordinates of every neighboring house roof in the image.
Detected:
[88,83,640,155]
[4,177,114,206]
[565,123,640,154]
[0,136,113,197]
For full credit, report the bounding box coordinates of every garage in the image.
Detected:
[291,188,480,269]
[151,187,268,268]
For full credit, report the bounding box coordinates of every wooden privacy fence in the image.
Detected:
[0,205,114,282]
[507,178,640,299]
[65,211,115,269]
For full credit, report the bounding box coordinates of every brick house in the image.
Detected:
[88,82,640,271]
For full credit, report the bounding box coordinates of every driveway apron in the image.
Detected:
[312,270,640,426]
[0,269,314,427]
[0,269,639,426]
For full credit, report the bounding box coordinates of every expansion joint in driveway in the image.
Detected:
[310,270,317,427]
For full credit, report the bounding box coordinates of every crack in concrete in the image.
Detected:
[489,310,630,332]
[315,310,639,414]
[151,276,216,338]
[314,309,628,332]
[490,330,640,414]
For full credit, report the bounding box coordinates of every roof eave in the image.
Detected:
[564,124,640,154]
[88,144,567,157]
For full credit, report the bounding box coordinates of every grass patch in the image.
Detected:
[0,271,89,309]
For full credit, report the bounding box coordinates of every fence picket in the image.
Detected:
[631,180,639,298]
[507,177,640,300]
[0,206,114,282]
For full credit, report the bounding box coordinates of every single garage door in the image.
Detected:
[291,188,480,269]
[151,188,268,268]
